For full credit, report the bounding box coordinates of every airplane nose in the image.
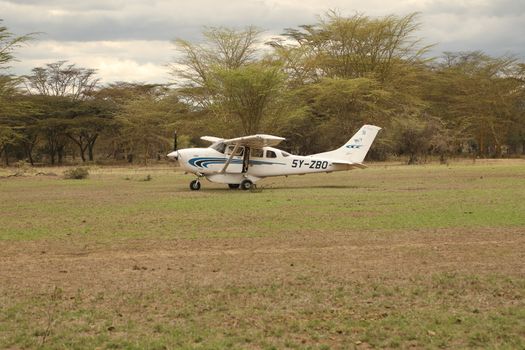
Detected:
[167,151,179,160]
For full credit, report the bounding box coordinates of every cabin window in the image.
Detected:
[251,148,264,158]
[266,150,277,158]
[281,151,290,157]
[226,145,244,156]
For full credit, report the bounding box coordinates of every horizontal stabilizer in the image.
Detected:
[331,160,367,169]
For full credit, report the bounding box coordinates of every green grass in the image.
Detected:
[1,162,524,241]
[1,274,524,349]
[1,160,524,349]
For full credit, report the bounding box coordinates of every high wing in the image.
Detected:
[330,160,367,169]
[201,136,224,143]
[219,134,285,173]
[222,134,285,148]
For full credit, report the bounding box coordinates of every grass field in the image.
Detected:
[1,160,524,349]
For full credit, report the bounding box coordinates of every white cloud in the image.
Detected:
[2,0,524,83]
[12,40,173,84]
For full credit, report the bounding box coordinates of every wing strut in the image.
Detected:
[220,143,240,173]
[242,147,250,173]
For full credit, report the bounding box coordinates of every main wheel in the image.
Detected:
[228,184,240,189]
[189,180,201,191]
[240,179,253,191]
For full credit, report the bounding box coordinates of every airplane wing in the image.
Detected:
[201,136,224,143]
[222,134,285,148]
[330,160,367,169]
[218,134,285,174]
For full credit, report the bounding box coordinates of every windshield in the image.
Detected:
[211,142,226,153]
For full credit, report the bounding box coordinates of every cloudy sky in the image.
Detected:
[2,0,524,84]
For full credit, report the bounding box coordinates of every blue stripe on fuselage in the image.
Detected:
[188,157,285,168]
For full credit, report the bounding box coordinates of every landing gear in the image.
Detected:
[240,179,253,191]
[189,179,201,191]
[228,184,240,189]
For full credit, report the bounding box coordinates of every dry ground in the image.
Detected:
[0,160,524,349]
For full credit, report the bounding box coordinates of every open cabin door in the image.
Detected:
[221,145,245,173]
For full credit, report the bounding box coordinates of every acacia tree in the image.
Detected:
[270,11,431,84]
[208,63,286,135]
[172,27,287,135]
[0,20,34,165]
[429,52,523,157]
[22,61,103,163]
[173,26,261,92]
[0,125,22,165]
[23,61,99,99]
[508,63,525,154]
[4,95,43,165]
[116,86,181,164]
[64,98,114,162]
[266,12,434,156]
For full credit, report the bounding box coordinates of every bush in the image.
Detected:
[63,167,89,179]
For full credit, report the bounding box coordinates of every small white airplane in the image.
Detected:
[168,124,381,190]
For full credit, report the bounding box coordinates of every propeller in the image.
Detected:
[167,130,179,160]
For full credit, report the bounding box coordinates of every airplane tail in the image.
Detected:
[312,125,382,163]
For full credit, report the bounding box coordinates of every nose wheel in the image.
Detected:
[189,179,201,191]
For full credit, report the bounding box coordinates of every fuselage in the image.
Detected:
[173,145,353,184]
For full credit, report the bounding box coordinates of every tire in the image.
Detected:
[189,180,201,191]
[240,179,253,191]
[228,184,240,189]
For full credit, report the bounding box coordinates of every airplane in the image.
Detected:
[167,124,381,190]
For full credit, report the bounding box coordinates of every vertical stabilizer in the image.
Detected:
[312,125,381,163]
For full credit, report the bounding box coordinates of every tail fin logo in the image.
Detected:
[346,144,362,149]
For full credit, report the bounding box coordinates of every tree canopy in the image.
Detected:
[1,12,524,166]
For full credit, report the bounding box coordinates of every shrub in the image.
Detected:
[63,167,89,179]
[141,174,152,181]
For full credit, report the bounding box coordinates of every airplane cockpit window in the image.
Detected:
[266,150,277,158]
[211,142,226,154]
[226,145,244,156]
[281,151,290,157]
[251,148,264,158]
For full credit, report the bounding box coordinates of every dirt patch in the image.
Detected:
[2,229,524,349]
[2,227,523,294]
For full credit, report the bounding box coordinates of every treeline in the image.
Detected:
[1,12,524,166]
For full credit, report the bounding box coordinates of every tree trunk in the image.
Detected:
[478,134,484,158]
[408,153,417,165]
[3,147,9,166]
[67,135,86,162]
[439,153,447,165]
[88,134,98,161]
[57,145,64,164]
[26,148,34,166]
[144,141,149,166]
[87,143,95,161]
[23,136,37,166]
